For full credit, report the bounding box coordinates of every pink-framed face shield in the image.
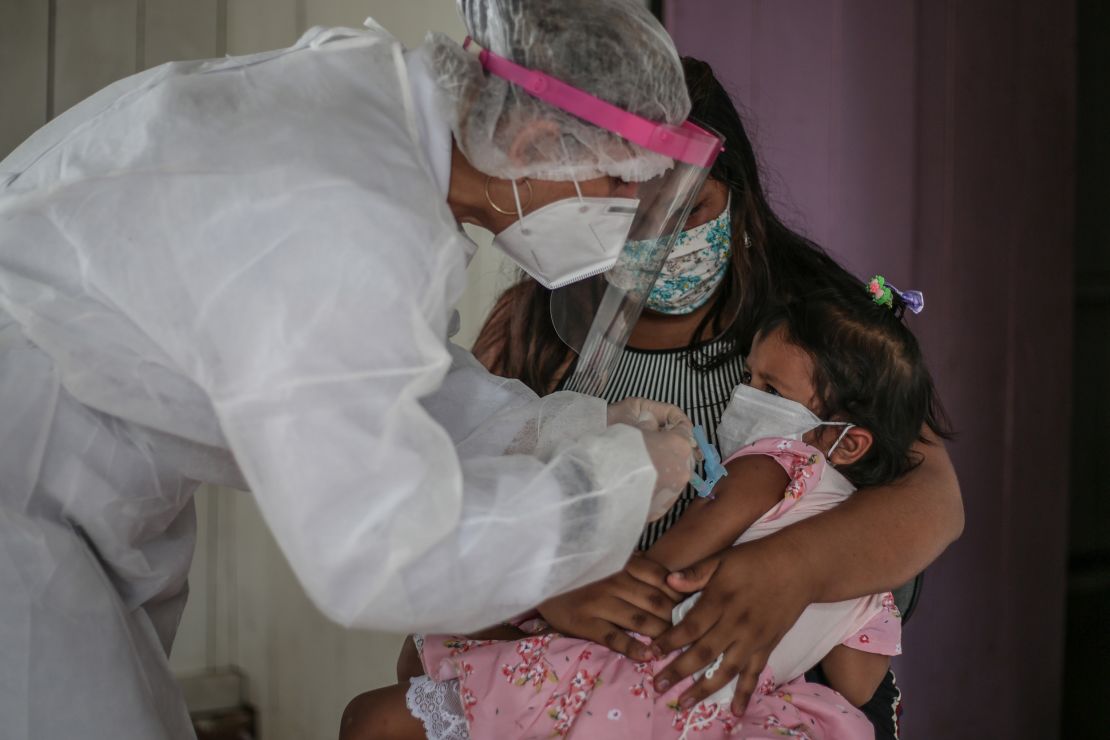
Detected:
[466,38,724,394]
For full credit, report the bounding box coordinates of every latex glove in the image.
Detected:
[536,555,682,661]
[607,398,696,522]
[607,397,694,435]
[640,428,697,521]
[647,539,812,715]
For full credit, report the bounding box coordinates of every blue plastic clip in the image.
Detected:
[690,425,728,499]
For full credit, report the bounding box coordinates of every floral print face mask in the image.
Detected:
[644,197,733,315]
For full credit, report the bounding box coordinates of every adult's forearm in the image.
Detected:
[771,434,963,604]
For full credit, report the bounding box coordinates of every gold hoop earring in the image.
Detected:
[484,176,533,216]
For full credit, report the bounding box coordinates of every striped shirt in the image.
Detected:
[561,339,746,550]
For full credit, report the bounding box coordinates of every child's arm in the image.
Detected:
[644,454,789,572]
[820,645,891,707]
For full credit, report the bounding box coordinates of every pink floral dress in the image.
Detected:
[411,439,902,739]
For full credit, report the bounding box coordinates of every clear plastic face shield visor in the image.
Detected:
[549,161,717,395]
[467,40,724,395]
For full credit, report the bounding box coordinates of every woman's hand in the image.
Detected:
[649,538,815,715]
[537,556,681,661]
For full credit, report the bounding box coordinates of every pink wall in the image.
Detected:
[667,1,1075,737]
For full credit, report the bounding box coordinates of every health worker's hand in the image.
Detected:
[607,398,697,521]
[607,397,694,435]
[537,556,682,661]
[649,540,814,715]
[641,428,697,521]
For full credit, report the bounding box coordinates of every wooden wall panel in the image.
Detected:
[226,0,299,55]
[143,0,223,69]
[302,0,465,47]
[228,491,405,740]
[53,0,138,115]
[0,0,49,158]
[169,489,213,674]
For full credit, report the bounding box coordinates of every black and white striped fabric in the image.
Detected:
[561,339,746,550]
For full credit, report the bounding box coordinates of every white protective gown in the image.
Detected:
[0,23,655,739]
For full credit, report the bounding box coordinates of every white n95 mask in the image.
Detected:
[716,382,854,459]
[491,183,639,290]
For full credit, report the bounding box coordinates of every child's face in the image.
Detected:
[744,325,822,414]
[745,325,843,452]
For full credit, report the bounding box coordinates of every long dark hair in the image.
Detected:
[756,282,954,488]
[474,57,855,393]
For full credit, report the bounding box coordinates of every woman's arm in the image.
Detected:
[644,454,787,572]
[648,431,962,714]
[783,428,963,601]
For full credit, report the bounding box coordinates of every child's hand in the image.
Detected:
[536,556,681,661]
[648,538,813,715]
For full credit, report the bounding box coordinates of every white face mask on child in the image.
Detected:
[716,382,854,459]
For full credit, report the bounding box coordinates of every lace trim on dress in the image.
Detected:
[405,675,471,740]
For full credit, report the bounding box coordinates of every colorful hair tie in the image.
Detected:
[868,275,925,315]
[867,275,894,308]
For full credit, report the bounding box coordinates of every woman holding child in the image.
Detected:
[341,58,962,740]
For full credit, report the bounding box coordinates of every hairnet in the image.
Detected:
[425,0,690,183]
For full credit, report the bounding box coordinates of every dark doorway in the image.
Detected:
[1064,0,1110,735]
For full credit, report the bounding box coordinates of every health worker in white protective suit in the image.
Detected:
[0,0,724,737]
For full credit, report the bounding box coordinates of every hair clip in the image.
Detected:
[867,275,894,308]
[868,275,925,315]
[691,425,728,499]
